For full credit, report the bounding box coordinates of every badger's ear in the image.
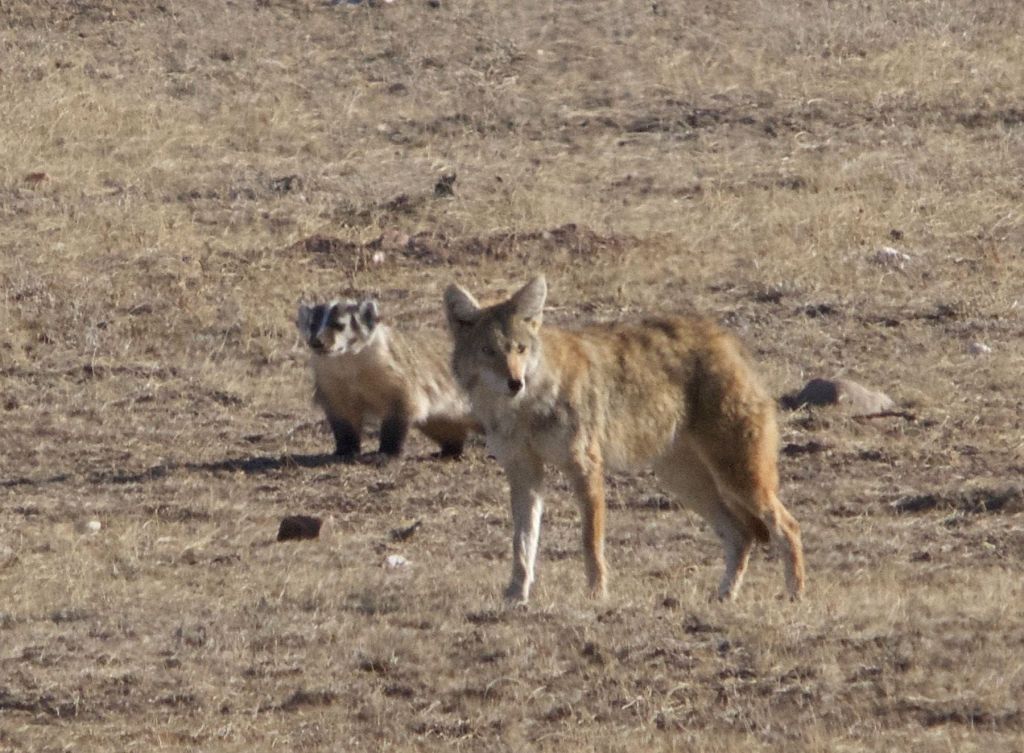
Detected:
[296,304,314,335]
[510,275,546,324]
[444,283,481,332]
[357,299,380,329]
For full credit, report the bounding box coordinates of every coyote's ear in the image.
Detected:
[510,275,546,325]
[357,299,380,329]
[444,284,481,331]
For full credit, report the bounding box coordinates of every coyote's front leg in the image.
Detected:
[503,453,546,605]
[568,448,608,599]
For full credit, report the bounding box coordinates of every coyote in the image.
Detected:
[444,276,804,603]
[296,298,477,459]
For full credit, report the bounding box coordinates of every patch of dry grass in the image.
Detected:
[2,1,1023,750]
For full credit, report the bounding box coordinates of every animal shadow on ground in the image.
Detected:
[92,452,370,485]
[2,454,341,490]
[3,445,467,490]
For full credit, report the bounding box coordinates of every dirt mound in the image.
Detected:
[290,224,632,267]
[891,487,1024,515]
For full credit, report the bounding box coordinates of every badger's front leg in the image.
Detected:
[379,405,411,457]
[325,412,362,460]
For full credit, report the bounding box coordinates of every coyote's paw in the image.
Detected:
[503,583,530,608]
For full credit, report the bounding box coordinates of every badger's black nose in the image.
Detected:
[507,378,523,394]
[309,337,324,350]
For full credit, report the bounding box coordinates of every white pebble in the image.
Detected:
[75,519,102,534]
[872,246,912,268]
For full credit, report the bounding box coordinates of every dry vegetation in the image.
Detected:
[2,0,1023,750]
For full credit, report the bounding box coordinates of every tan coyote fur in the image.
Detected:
[444,276,804,603]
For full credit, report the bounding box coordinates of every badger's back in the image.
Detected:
[310,326,467,425]
[384,327,471,423]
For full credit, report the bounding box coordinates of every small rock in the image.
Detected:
[371,251,386,265]
[781,378,895,416]
[174,624,208,648]
[277,515,323,542]
[781,440,830,457]
[872,246,911,269]
[967,342,992,356]
[434,172,456,197]
[50,607,91,623]
[0,546,17,568]
[75,519,102,535]
[269,175,302,193]
[390,520,422,542]
[581,641,605,664]
[384,554,410,569]
[378,228,410,250]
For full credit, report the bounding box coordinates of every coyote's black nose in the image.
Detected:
[507,378,523,394]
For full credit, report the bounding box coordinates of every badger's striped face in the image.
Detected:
[296,299,380,356]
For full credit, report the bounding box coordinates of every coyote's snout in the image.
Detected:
[444,276,805,604]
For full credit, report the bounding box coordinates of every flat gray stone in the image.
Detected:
[782,378,895,416]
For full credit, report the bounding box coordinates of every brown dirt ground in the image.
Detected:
[1,1,1023,751]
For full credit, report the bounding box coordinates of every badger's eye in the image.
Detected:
[516,343,526,354]
[329,321,346,331]
[482,345,495,356]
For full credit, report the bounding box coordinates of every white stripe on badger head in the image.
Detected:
[343,299,363,334]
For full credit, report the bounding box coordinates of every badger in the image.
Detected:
[296,298,477,460]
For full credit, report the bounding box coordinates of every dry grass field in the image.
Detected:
[2,0,1023,750]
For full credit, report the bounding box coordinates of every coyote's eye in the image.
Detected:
[516,343,526,354]
[481,345,495,356]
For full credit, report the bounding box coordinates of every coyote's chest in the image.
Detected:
[474,385,573,467]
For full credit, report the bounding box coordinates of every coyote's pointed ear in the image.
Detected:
[444,284,481,331]
[357,299,380,329]
[510,275,546,325]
